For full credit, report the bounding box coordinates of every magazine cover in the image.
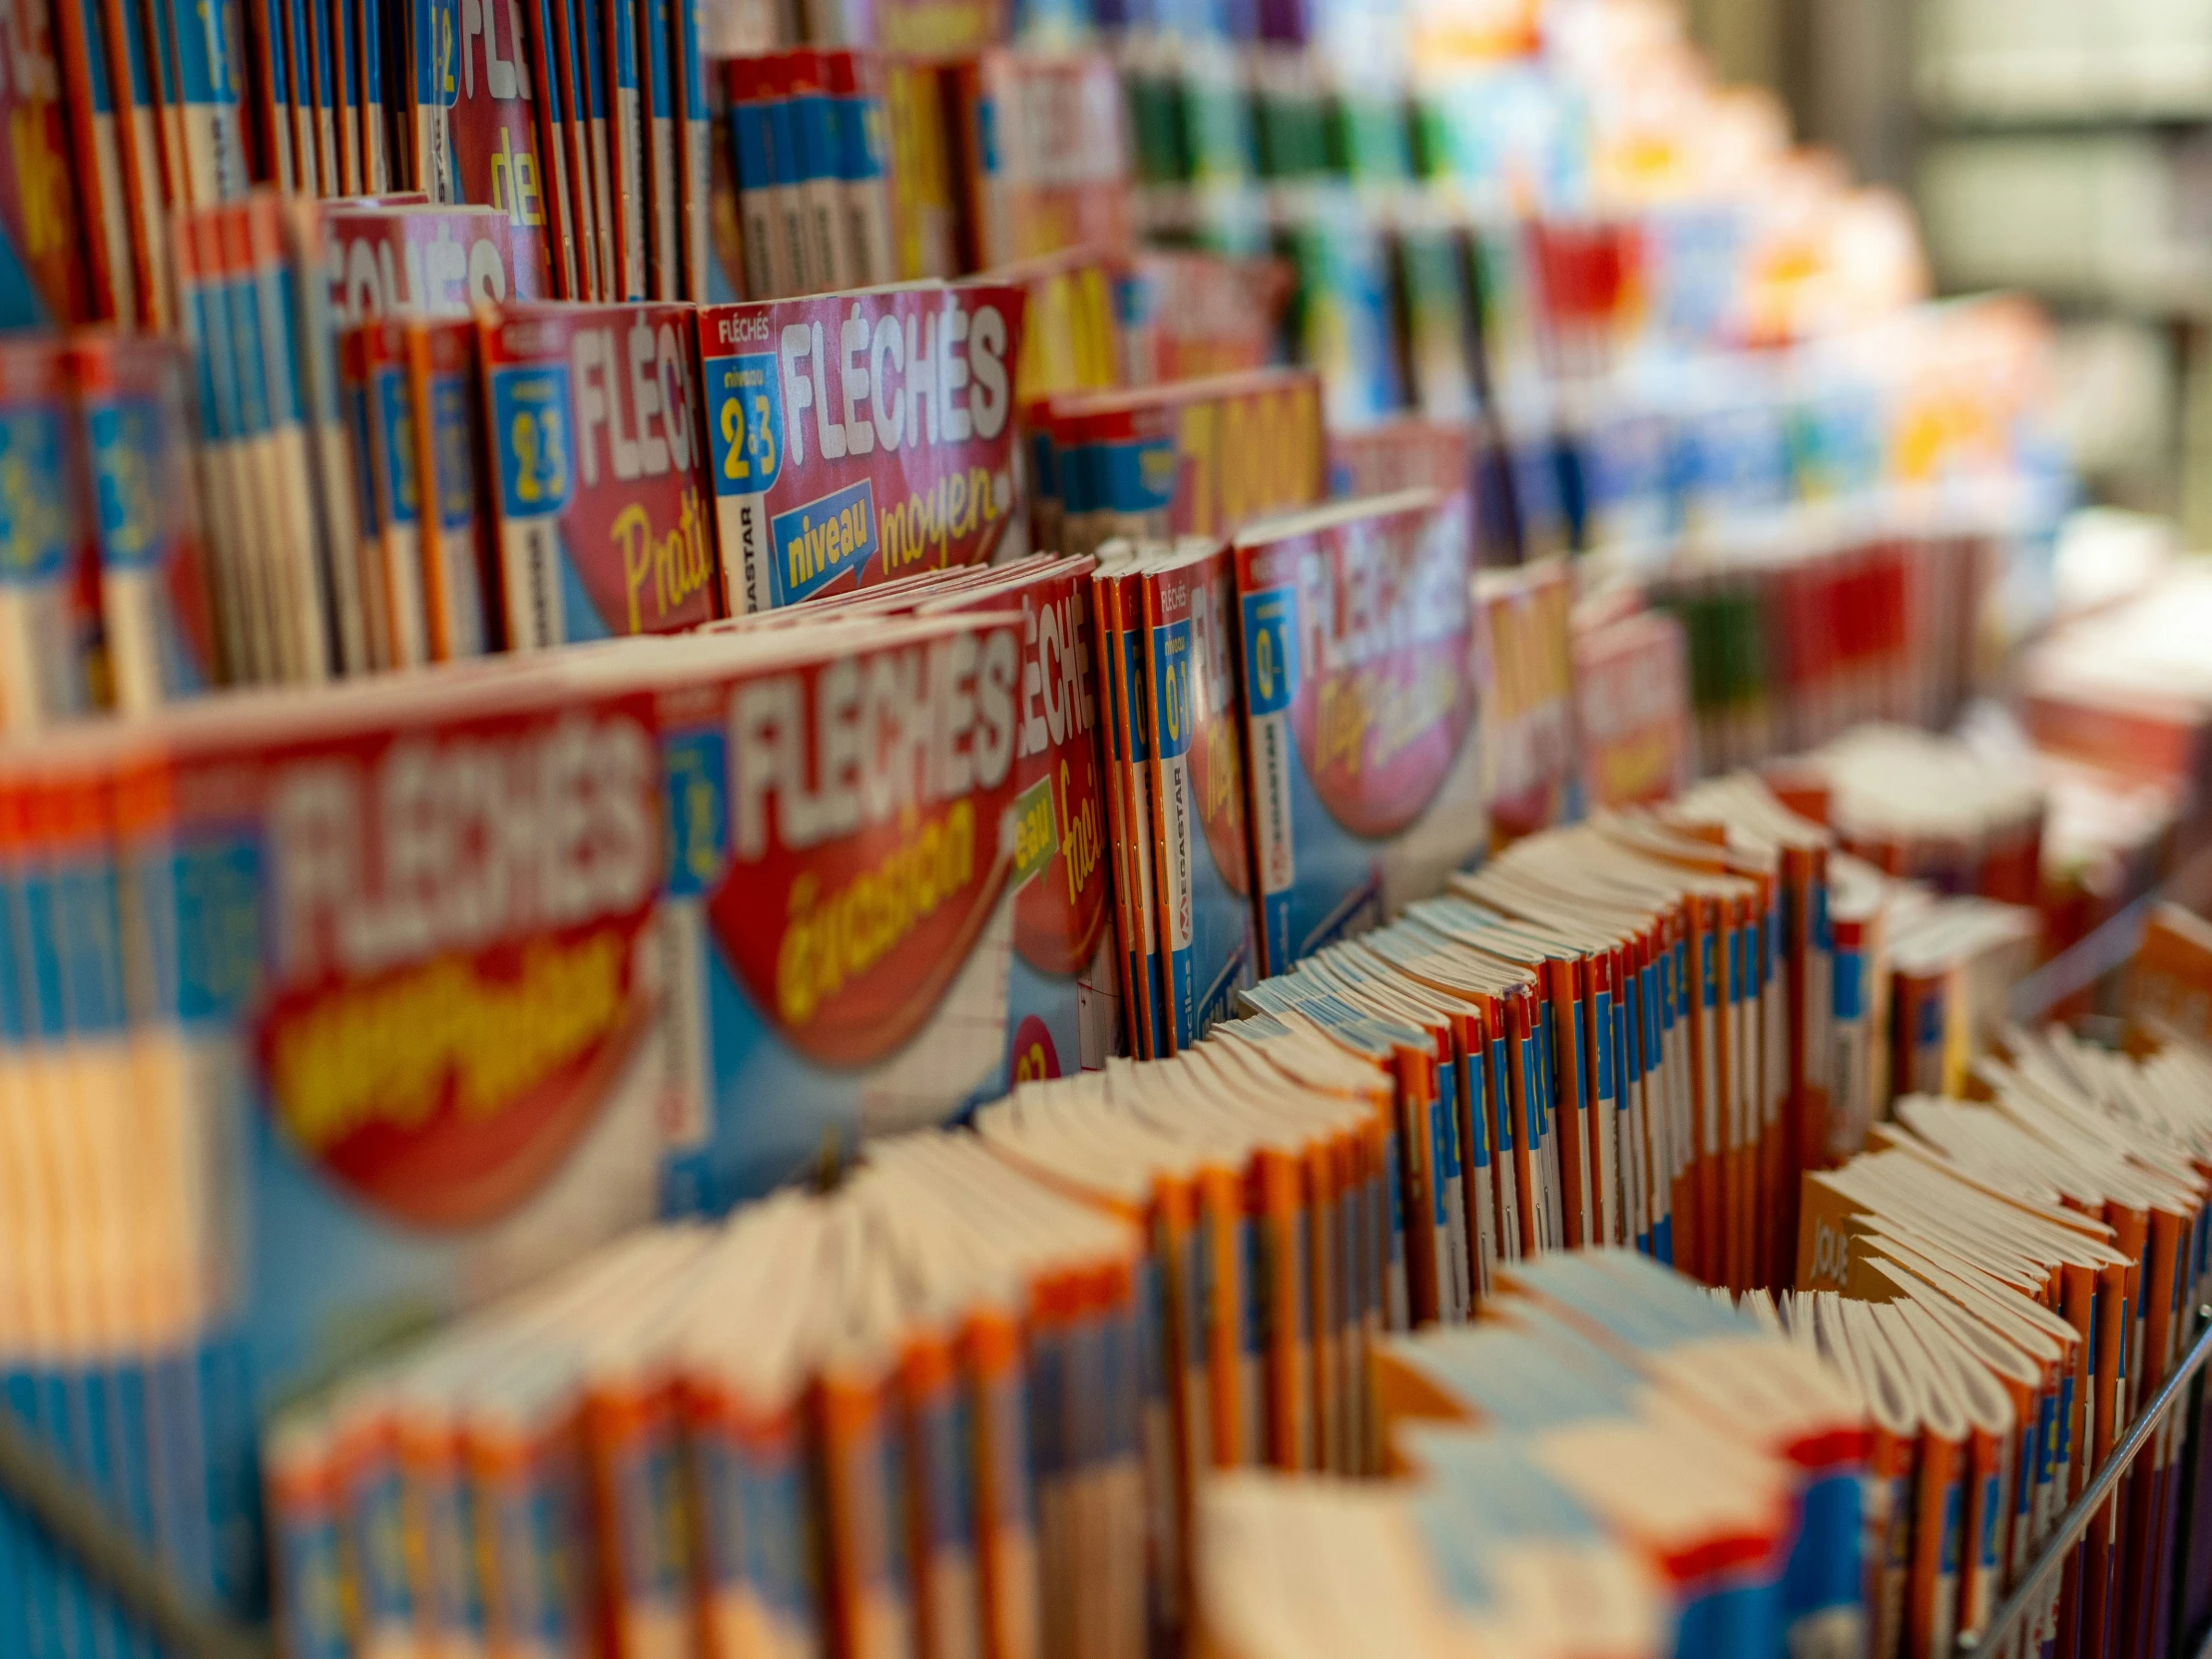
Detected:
[698,281,1026,612]
[322,201,544,327]
[0,0,87,326]
[155,675,678,1432]
[1476,555,1578,845]
[1137,538,1258,1049]
[478,299,720,644]
[1043,367,1325,556]
[1232,489,1484,977]
[401,314,497,658]
[1575,603,1692,811]
[918,557,1122,1076]
[1114,249,1290,386]
[0,340,95,728]
[74,335,220,711]
[953,49,1129,271]
[997,245,1121,560]
[653,613,1076,1208]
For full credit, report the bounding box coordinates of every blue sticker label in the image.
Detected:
[491,364,575,517]
[769,478,876,604]
[1241,588,1298,716]
[1151,618,1194,761]
[662,728,729,897]
[705,349,784,495]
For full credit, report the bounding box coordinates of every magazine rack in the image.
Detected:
[0,1402,271,1659]
[1959,1310,2212,1659]
[9,1292,2212,1659]
[3,894,2207,1659]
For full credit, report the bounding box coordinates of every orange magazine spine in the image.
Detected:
[1541,955,1590,1249]
[1669,900,1701,1279]
[2055,1259,2097,1659]
[1392,1044,1441,1326]
[1906,1424,1964,1659]
[1090,565,1150,1058]
[898,1324,957,1659]
[1587,944,1623,1248]
[2106,1203,2154,1659]
[1723,891,1754,1292]
[2106,1206,2149,1424]
[1993,1368,2041,1606]
[1108,565,1164,1058]
[2129,1209,2188,1659]
[963,1305,1038,1659]
[1135,560,1190,1059]
[1354,1108,1388,1467]
[1328,1123,1366,1471]
[53,0,122,320]
[1692,895,1727,1284]
[1468,990,1519,1272]
[1199,1163,1253,1468]
[1612,936,1643,1253]
[1784,846,1821,1287]
[1957,1421,2007,1644]
[1754,880,1786,1291]
[1504,985,1542,1260]
[1148,1173,1201,1604]
[1254,1149,1308,1470]
[1297,1138,1341,1474]
[1661,908,1697,1278]
[2148,1209,2197,1659]
[100,0,169,326]
[2092,1259,2128,1475]
[1869,1419,1915,1659]
[1756,882,1782,1289]
[583,1367,693,1659]
[1623,928,1659,1256]
[518,0,582,294]
[2080,1259,2133,1659]
[1447,1004,1495,1307]
[822,1357,912,1659]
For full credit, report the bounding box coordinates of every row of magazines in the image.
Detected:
[0,482,2120,1655]
[1205,993,2212,1659]
[0,1,2158,1656]
[0,243,2030,748]
[245,993,2212,1659]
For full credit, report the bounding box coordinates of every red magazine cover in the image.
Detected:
[407,0,555,297]
[0,0,87,326]
[323,202,545,326]
[1575,606,1693,812]
[478,300,721,645]
[953,50,1130,272]
[698,281,1027,612]
[1044,367,1326,556]
[1117,249,1291,385]
[918,557,1121,1072]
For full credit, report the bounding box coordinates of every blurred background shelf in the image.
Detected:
[1917,0,2212,125]
[1688,0,2212,539]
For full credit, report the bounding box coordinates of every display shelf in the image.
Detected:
[0,1407,271,1659]
[1957,1311,2212,1659]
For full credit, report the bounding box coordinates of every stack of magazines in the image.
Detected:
[1196,1247,1866,1659]
[1795,1023,2212,1658]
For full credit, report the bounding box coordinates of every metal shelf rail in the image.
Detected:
[1960,1311,2212,1659]
[0,1401,272,1659]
